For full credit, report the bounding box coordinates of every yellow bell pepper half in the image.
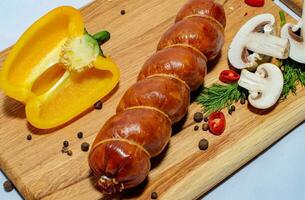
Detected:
[0,6,120,129]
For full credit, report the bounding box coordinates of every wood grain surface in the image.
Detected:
[0,0,304,200]
[280,0,303,16]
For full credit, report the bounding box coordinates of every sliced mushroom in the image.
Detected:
[229,14,290,69]
[238,63,283,109]
[281,1,305,63]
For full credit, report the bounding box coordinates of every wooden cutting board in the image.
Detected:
[0,0,304,199]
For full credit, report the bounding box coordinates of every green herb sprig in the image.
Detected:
[280,59,305,99]
[196,83,248,115]
[279,11,286,27]
[278,11,305,98]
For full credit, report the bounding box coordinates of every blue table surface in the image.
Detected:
[0,1,304,200]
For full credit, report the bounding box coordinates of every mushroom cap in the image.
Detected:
[247,63,283,109]
[281,23,305,64]
[228,14,275,69]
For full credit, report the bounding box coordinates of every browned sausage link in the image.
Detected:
[89,0,225,193]
[93,108,171,157]
[89,139,151,193]
[138,46,207,91]
[117,75,190,123]
[157,16,224,61]
[89,108,171,192]
[175,0,226,27]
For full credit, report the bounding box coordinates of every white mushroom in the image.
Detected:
[238,63,283,109]
[229,14,290,69]
[281,0,305,63]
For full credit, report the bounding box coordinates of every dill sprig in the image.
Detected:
[196,83,248,115]
[280,59,305,99]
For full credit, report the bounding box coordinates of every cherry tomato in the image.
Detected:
[208,112,226,135]
[245,0,264,7]
[219,70,240,83]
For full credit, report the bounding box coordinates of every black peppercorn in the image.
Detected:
[94,100,103,110]
[151,191,158,199]
[194,125,199,131]
[203,116,208,122]
[63,140,69,148]
[228,109,233,115]
[231,105,236,111]
[81,142,90,152]
[77,131,83,139]
[240,98,246,105]
[194,112,203,123]
[26,134,32,141]
[120,9,126,15]
[198,139,209,150]
[3,180,14,192]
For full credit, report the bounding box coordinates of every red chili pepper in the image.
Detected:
[245,0,264,7]
[219,70,240,83]
[208,112,226,135]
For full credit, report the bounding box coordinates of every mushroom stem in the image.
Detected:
[247,33,289,59]
[238,63,283,109]
[238,69,266,95]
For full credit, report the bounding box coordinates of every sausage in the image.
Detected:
[117,75,190,123]
[89,108,171,193]
[175,0,226,27]
[157,16,224,60]
[89,0,226,193]
[138,46,207,91]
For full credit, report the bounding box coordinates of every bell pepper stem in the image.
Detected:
[93,31,111,45]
